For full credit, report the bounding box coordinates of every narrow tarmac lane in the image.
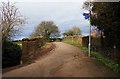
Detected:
[3,42,118,77]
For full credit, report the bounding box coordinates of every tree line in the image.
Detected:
[31,22,82,40]
[63,26,82,37]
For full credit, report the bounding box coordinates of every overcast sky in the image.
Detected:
[1,0,92,40]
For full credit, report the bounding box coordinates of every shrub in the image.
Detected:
[2,42,22,68]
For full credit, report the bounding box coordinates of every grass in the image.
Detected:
[17,42,22,47]
[12,41,22,48]
[63,38,120,73]
[92,51,120,73]
[41,42,50,49]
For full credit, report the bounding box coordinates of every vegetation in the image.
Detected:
[1,1,25,68]
[2,42,22,68]
[91,2,120,51]
[30,21,60,41]
[49,38,63,42]
[22,36,43,41]
[13,41,22,48]
[63,38,120,73]
[83,2,120,62]
[63,26,81,37]
[0,1,26,41]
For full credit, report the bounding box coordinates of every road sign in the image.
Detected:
[83,13,90,19]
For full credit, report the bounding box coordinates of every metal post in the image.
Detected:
[88,2,92,57]
[88,15,91,57]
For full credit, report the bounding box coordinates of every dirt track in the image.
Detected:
[3,42,119,77]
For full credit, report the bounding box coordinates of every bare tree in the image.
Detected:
[0,1,26,41]
[31,21,60,40]
[63,26,82,37]
[71,26,82,35]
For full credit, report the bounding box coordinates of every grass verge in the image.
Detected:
[65,40,120,73]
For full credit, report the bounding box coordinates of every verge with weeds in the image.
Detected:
[64,40,120,73]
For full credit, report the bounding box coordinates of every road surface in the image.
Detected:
[3,42,118,77]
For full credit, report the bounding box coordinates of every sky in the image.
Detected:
[1,0,119,40]
[1,0,91,40]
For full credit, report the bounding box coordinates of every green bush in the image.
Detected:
[22,36,43,41]
[2,42,22,68]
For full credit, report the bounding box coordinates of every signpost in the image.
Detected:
[83,2,93,57]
